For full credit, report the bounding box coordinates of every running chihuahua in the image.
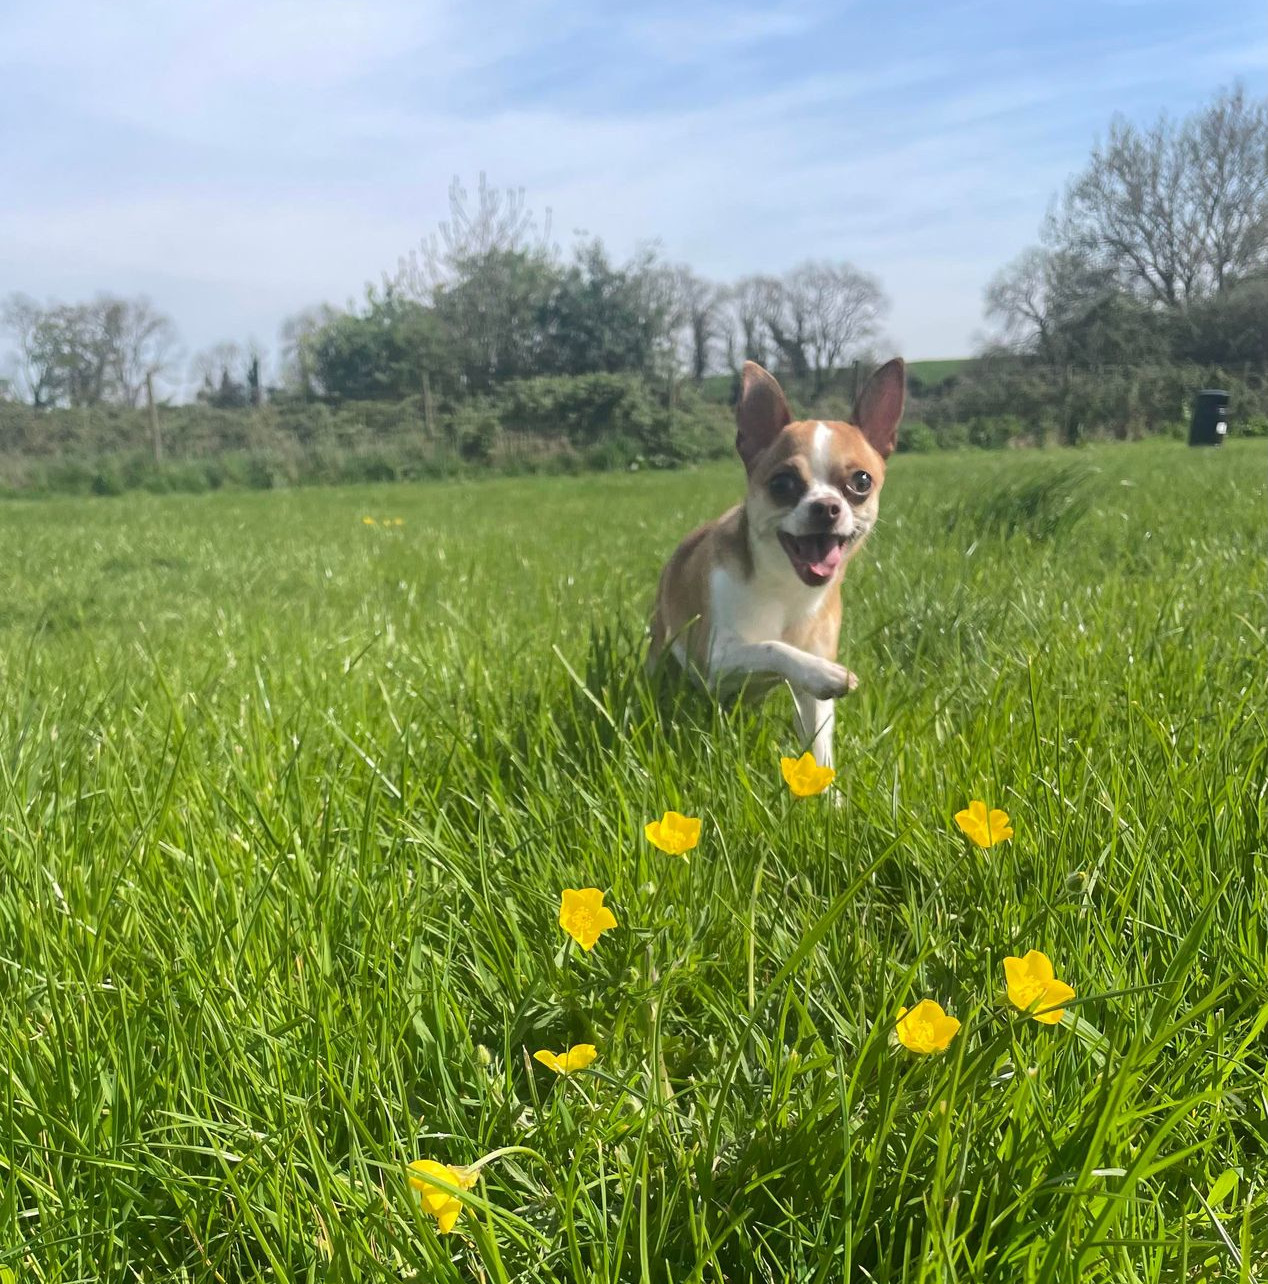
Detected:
[649,358,904,769]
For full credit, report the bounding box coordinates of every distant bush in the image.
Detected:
[967,414,1029,449]
[0,361,1263,498]
[496,374,656,445]
[488,374,730,467]
[896,421,937,453]
[937,421,970,450]
[446,400,502,463]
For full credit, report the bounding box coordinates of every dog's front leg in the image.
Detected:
[707,637,855,702]
[792,689,837,769]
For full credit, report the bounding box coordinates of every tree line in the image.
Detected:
[0,175,890,412]
[265,177,891,415]
[1,84,1265,471]
[1,294,180,409]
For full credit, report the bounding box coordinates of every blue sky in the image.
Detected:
[0,0,1264,390]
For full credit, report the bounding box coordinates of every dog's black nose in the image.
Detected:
[808,498,841,524]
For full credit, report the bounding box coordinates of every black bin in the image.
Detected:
[1189,389,1229,446]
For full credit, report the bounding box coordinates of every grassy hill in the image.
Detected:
[907,357,974,386]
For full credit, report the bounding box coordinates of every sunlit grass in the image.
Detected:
[0,439,1264,1281]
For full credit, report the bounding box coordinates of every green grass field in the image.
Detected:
[0,439,1264,1281]
[906,359,973,387]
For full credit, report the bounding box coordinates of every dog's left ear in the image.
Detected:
[853,358,906,460]
[735,361,792,470]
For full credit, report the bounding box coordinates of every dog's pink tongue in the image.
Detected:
[807,539,844,578]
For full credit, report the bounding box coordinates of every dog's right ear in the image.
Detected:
[852,358,906,460]
[735,362,792,470]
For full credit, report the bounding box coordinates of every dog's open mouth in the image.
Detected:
[778,531,847,587]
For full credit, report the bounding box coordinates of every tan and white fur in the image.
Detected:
[649,358,905,769]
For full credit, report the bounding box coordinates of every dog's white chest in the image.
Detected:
[708,563,825,645]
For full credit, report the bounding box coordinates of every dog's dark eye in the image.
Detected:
[846,470,873,500]
[768,472,803,505]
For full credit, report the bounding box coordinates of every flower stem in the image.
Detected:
[466,1144,548,1176]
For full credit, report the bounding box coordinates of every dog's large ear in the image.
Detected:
[735,362,792,470]
[853,358,906,460]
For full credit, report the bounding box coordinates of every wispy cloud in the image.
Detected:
[0,0,1263,380]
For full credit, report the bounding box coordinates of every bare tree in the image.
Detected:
[393,176,560,391]
[1050,85,1268,308]
[670,266,723,380]
[1183,85,1268,293]
[985,248,1052,353]
[984,245,1119,363]
[724,275,773,370]
[109,296,180,407]
[191,341,246,404]
[757,274,811,380]
[3,293,180,408]
[279,306,338,398]
[396,173,554,298]
[2,292,61,407]
[50,301,115,406]
[749,263,886,391]
[1053,115,1197,307]
[791,261,888,392]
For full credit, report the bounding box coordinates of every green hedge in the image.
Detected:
[0,362,1263,495]
[0,374,735,496]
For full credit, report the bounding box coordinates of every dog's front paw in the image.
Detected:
[805,661,859,700]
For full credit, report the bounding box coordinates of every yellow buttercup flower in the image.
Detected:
[559,888,618,951]
[1004,950,1075,1025]
[781,752,836,798]
[644,810,702,857]
[954,800,1014,848]
[361,516,377,526]
[408,1160,477,1234]
[533,1043,598,1075]
[895,999,962,1054]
